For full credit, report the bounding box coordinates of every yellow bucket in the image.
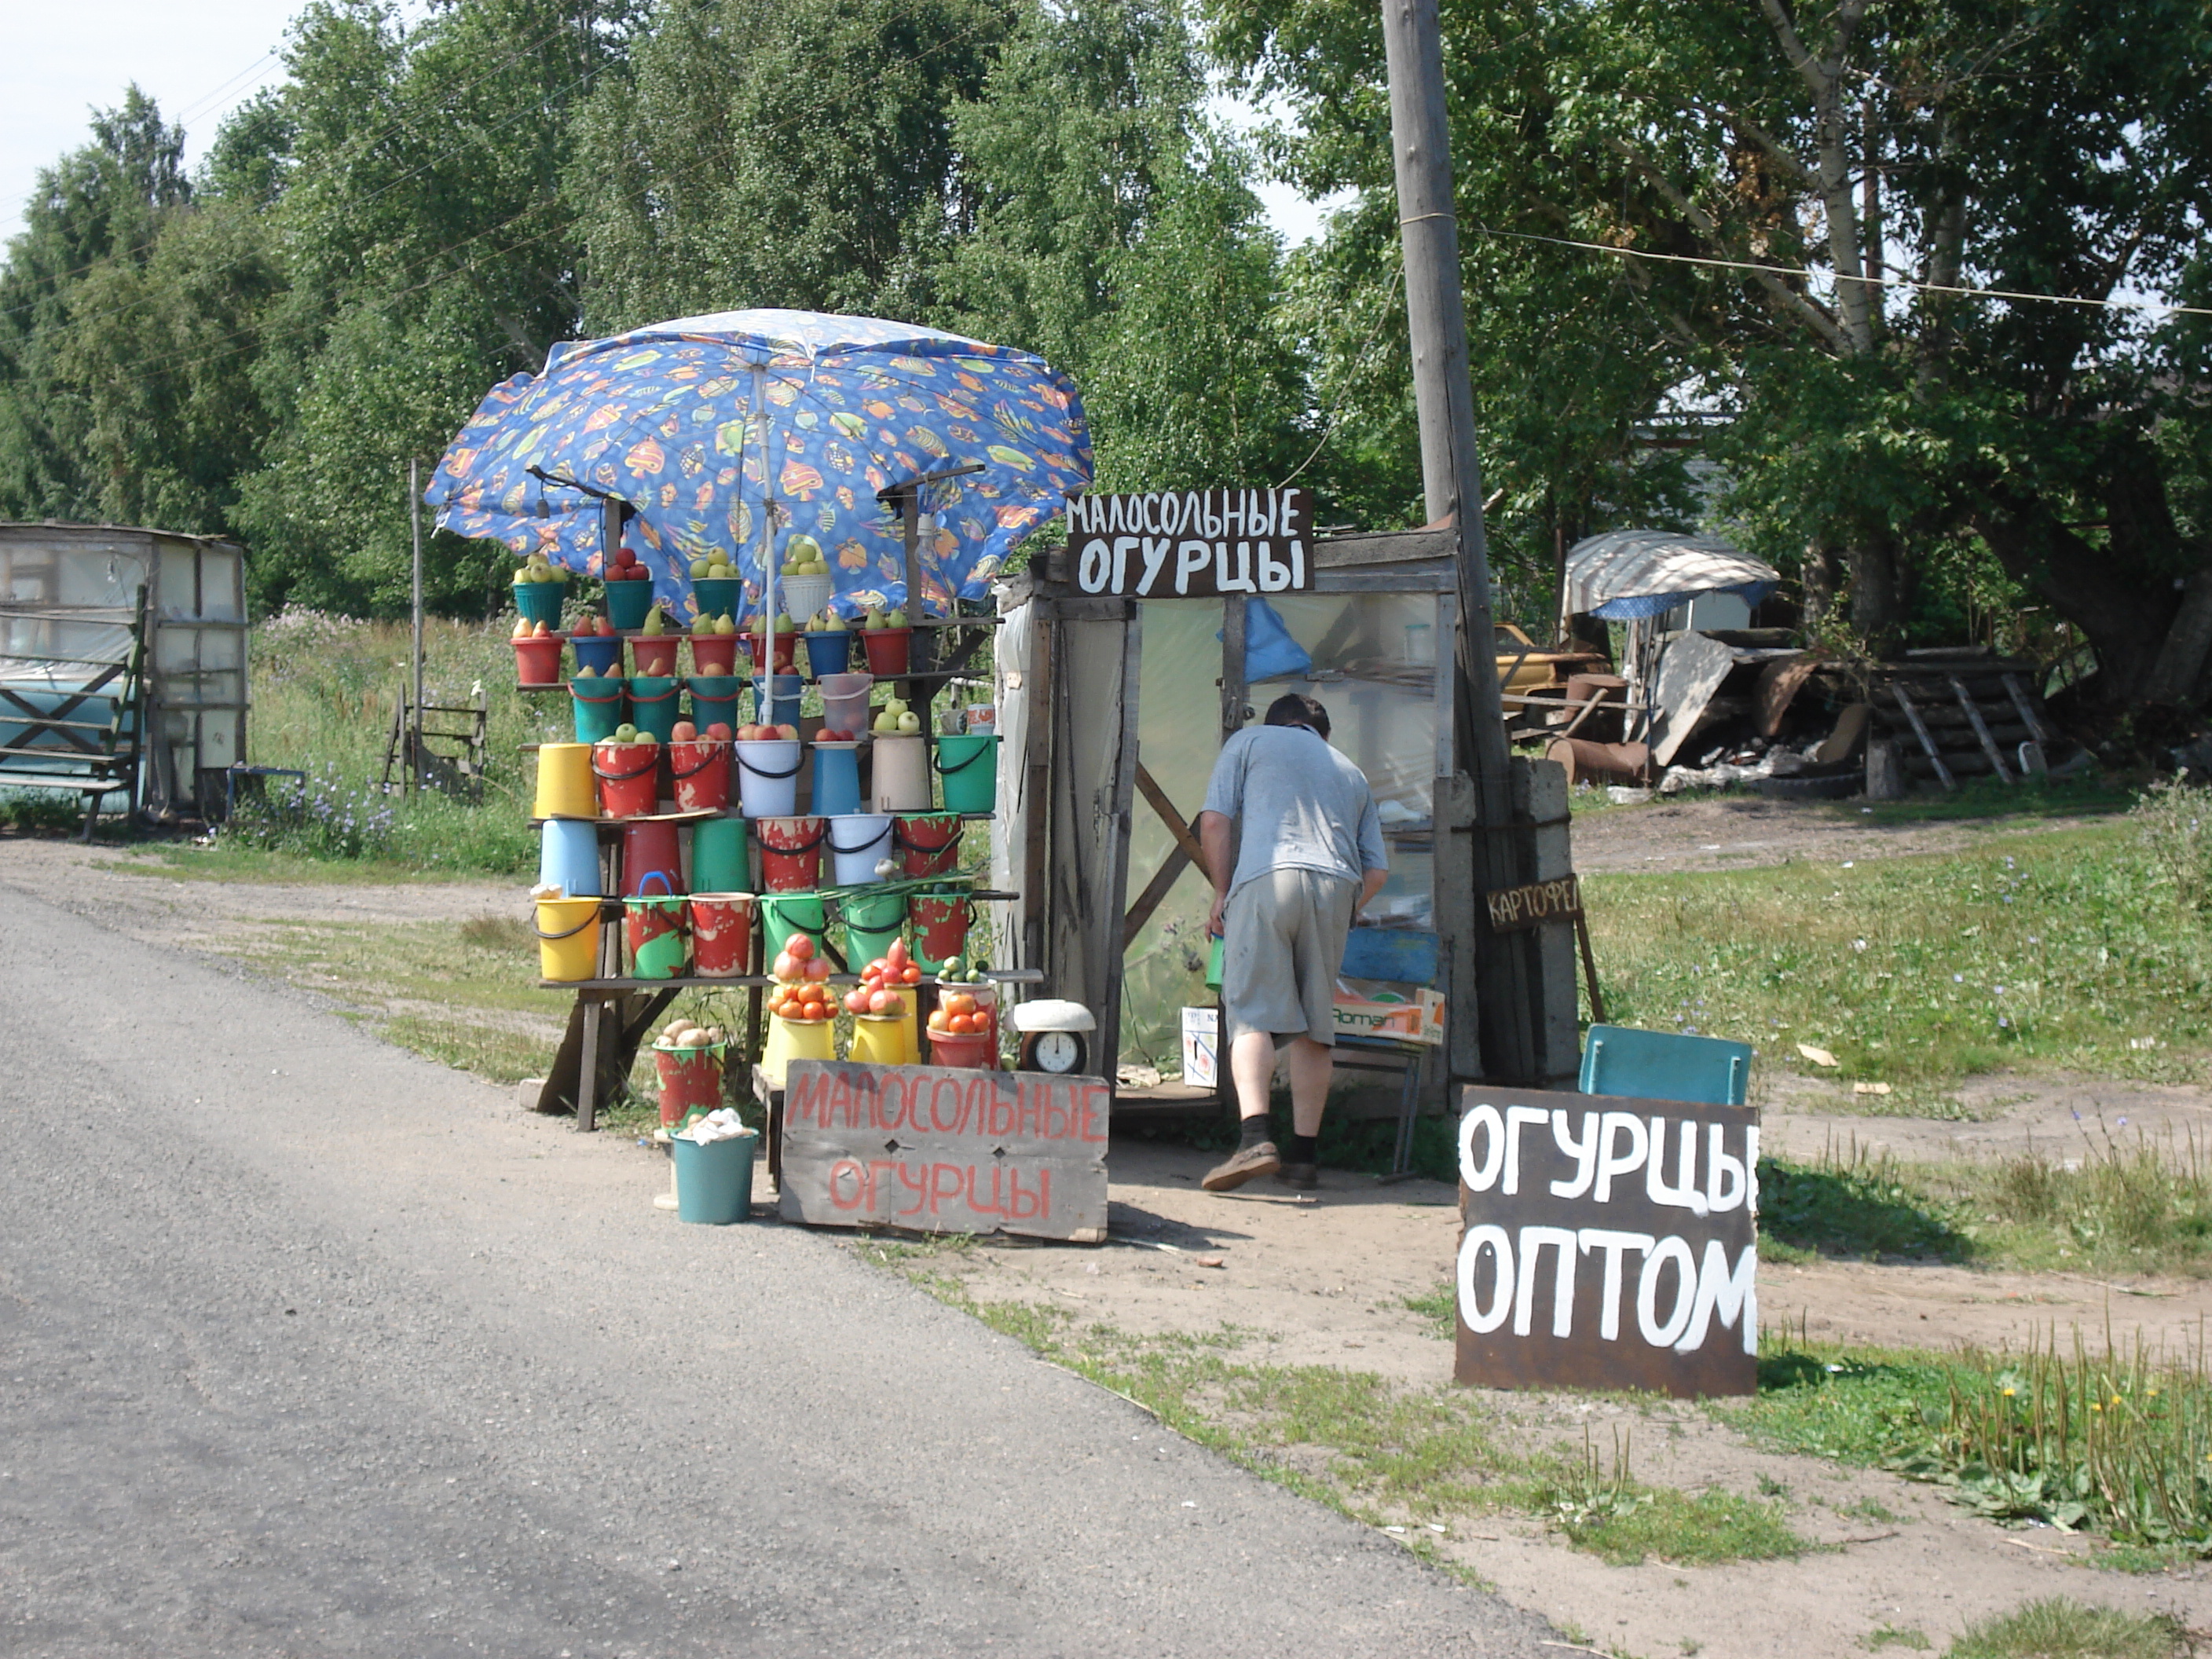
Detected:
[760,1013,836,1087]
[533,742,597,819]
[534,896,602,982]
[850,1013,917,1066]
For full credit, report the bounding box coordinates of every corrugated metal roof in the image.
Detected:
[1563,529,1779,621]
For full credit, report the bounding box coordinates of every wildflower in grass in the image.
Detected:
[1853,939,1868,952]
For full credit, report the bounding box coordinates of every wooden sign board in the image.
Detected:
[1455,1086,1759,1398]
[1482,874,1584,932]
[779,1060,1110,1243]
[1064,489,1313,598]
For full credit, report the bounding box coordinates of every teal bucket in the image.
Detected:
[688,674,741,735]
[672,1130,757,1224]
[606,578,654,632]
[933,734,1000,814]
[692,816,750,893]
[693,575,745,621]
[570,676,626,742]
[759,891,827,961]
[840,888,907,970]
[629,675,681,742]
[514,580,566,626]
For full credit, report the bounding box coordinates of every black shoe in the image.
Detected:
[1274,1162,1318,1191]
[1203,1141,1281,1192]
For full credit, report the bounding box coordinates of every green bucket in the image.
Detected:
[570,676,626,742]
[1207,932,1225,991]
[624,895,689,980]
[514,579,566,626]
[629,675,682,742]
[933,734,999,814]
[840,888,907,971]
[672,1129,757,1224]
[692,816,750,893]
[759,891,827,962]
[606,578,654,632]
[693,574,745,621]
[687,673,741,734]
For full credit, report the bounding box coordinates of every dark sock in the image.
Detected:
[1237,1114,1273,1151]
[1287,1133,1318,1164]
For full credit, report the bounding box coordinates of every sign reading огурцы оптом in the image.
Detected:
[1066,489,1313,598]
[1455,1086,1759,1399]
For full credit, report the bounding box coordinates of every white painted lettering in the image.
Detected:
[1514,1225,1580,1339]
[1548,1110,1599,1199]
[1577,1229,1654,1342]
[1592,1111,1648,1203]
[1458,1224,1513,1333]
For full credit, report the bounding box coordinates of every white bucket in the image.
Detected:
[819,671,874,734]
[828,814,895,885]
[870,734,931,811]
[734,738,803,818]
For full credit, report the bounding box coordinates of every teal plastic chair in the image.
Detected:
[1579,1024,1751,1105]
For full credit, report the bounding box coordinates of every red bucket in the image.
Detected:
[687,892,756,977]
[632,635,680,676]
[655,1043,726,1128]
[514,632,567,686]
[860,626,912,676]
[593,741,660,819]
[754,816,827,892]
[620,818,685,895]
[895,812,962,877]
[745,631,798,673]
[690,632,739,676]
[927,1029,996,1071]
[624,895,689,977]
[669,738,731,812]
[910,890,972,971]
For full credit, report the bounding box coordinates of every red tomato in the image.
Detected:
[886,938,909,969]
[943,992,976,1018]
[844,990,870,1014]
[772,950,798,981]
[804,957,830,982]
[868,989,896,1014]
[901,965,922,984]
[927,1010,950,1033]
[788,934,815,960]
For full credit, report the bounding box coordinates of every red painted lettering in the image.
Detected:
[787,1069,834,1130]
[930,1161,965,1213]
[828,1159,866,1209]
[1078,1083,1111,1142]
[895,1161,929,1218]
[965,1163,1005,1214]
[930,1078,964,1134]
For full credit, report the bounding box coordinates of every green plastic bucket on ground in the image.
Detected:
[671,1130,756,1224]
[692,816,750,893]
[571,676,625,742]
[933,734,999,814]
[840,888,907,971]
[759,891,827,961]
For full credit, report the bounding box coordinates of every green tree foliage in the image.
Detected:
[933,0,1309,490]
[1212,0,2212,686]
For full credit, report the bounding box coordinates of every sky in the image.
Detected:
[2,2,1344,251]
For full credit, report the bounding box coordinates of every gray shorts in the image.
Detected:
[1221,868,1357,1046]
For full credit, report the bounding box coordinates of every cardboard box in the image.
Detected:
[1331,988,1446,1046]
[1181,1006,1219,1087]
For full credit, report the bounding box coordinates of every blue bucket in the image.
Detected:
[802,630,851,679]
[753,673,803,729]
[538,819,602,897]
[812,742,862,817]
[672,1130,757,1224]
[571,631,623,676]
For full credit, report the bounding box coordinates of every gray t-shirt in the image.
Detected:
[1202,724,1387,895]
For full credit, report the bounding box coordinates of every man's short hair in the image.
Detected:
[1262,693,1331,740]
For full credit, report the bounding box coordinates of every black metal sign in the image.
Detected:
[1455,1086,1759,1398]
[1482,875,1584,932]
[1065,489,1313,598]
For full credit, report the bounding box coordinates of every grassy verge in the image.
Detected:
[1735,1331,2212,1560]
[1583,807,2212,1093]
[1949,1598,2188,1658]
[864,1245,1804,1570]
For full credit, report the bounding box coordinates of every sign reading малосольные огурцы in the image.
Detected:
[1065,489,1313,598]
[1455,1086,1759,1398]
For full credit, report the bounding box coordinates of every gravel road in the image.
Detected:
[0,882,1555,1657]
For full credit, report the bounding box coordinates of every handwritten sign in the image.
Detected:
[1065,489,1313,598]
[1482,875,1584,932]
[1456,1086,1759,1398]
[778,1060,1110,1243]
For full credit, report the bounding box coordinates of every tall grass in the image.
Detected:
[1584,801,2212,1089]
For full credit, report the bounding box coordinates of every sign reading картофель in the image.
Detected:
[1455,1086,1759,1398]
[1065,488,1313,598]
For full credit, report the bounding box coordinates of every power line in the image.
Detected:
[1477,224,2212,320]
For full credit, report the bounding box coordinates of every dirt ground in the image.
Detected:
[1571,793,2122,875]
[9,822,2210,1656]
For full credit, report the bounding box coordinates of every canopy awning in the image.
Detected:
[1563,529,1779,622]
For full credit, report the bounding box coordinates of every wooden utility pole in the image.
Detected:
[1380,0,1541,1082]
[409,458,426,795]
